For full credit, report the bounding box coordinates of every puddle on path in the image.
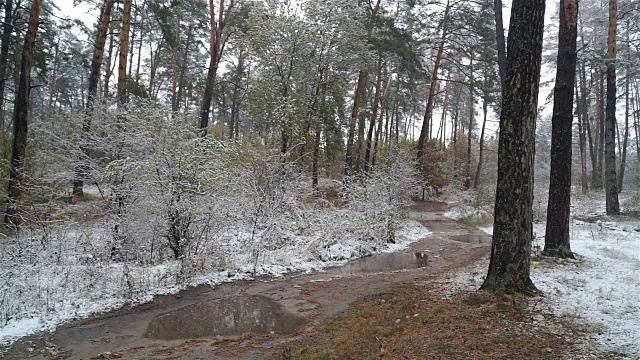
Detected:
[338,251,429,273]
[448,234,491,244]
[144,295,307,340]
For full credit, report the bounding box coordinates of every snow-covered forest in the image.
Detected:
[0,0,638,358]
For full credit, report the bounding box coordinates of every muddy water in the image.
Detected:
[1,201,491,360]
[145,295,307,340]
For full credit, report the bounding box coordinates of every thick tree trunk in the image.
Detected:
[417,0,450,162]
[0,0,14,131]
[5,0,43,226]
[481,0,545,294]
[73,0,114,196]
[117,0,132,105]
[544,0,578,259]
[604,0,620,215]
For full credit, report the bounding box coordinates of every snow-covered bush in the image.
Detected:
[0,101,425,338]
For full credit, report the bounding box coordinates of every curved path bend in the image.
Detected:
[3,201,491,360]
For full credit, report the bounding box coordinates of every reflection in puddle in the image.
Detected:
[144,295,307,340]
[449,234,491,244]
[338,251,429,273]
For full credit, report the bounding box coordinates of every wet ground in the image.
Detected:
[2,201,491,360]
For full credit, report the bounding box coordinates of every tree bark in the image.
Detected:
[544,0,578,259]
[117,0,132,105]
[73,0,114,196]
[417,0,450,162]
[5,0,43,226]
[481,0,545,293]
[604,0,620,215]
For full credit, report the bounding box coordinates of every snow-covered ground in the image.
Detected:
[0,219,430,345]
[455,197,640,357]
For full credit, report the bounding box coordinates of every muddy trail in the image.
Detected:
[3,201,491,360]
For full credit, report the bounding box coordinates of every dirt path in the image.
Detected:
[2,201,491,360]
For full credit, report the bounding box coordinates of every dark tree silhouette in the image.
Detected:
[544,0,579,259]
[481,0,545,293]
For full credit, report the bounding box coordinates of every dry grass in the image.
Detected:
[276,283,569,360]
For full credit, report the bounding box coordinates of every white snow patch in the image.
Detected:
[531,219,640,356]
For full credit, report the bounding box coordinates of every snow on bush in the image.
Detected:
[0,100,426,344]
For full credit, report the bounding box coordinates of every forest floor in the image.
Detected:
[1,200,637,359]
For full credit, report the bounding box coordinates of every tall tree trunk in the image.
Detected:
[633,83,639,161]
[579,64,594,192]
[438,75,450,147]
[72,0,114,196]
[199,0,231,134]
[344,0,381,177]
[451,79,462,174]
[618,20,629,192]
[0,0,14,131]
[417,0,450,162]
[493,0,506,91]
[544,0,578,259]
[117,0,131,105]
[465,51,474,189]
[604,0,620,215]
[481,0,545,293]
[364,59,382,174]
[597,73,605,188]
[5,0,43,226]
[473,89,488,189]
[576,81,589,194]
